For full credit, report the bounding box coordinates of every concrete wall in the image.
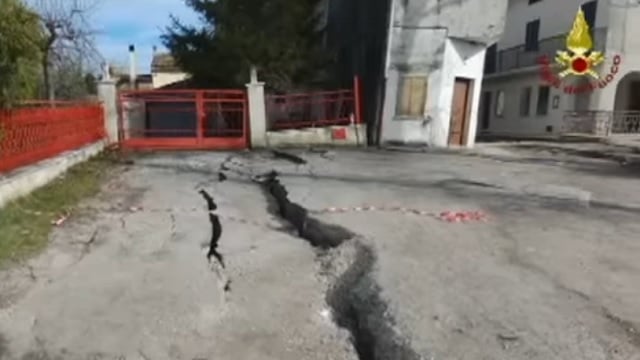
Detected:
[266,124,367,147]
[98,80,118,143]
[0,141,105,209]
[152,72,189,89]
[393,0,507,44]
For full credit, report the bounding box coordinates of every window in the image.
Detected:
[495,90,505,117]
[581,0,598,32]
[396,75,428,117]
[484,44,497,74]
[536,86,550,115]
[520,87,532,116]
[525,20,540,52]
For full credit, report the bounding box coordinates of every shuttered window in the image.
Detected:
[581,0,598,34]
[396,75,428,117]
[525,20,540,52]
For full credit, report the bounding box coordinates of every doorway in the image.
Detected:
[630,82,640,111]
[449,78,473,146]
[480,91,492,131]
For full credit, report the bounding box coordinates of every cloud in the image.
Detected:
[92,0,199,72]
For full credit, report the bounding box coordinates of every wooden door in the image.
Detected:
[449,78,472,146]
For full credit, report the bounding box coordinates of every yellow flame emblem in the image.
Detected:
[554,8,605,78]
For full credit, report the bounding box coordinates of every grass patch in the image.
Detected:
[0,151,118,268]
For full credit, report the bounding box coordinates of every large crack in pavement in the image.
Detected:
[248,162,423,360]
[199,190,225,268]
[198,190,230,293]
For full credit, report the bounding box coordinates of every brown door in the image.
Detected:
[449,78,473,146]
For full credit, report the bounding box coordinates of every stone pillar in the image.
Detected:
[245,67,267,148]
[97,79,119,144]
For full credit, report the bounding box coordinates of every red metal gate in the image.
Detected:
[118,89,248,150]
[265,76,363,130]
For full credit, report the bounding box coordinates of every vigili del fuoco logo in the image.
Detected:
[538,8,622,94]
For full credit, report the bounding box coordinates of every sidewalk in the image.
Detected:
[602,134,640,152]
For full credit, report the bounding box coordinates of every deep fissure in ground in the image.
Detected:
[198,189,230,292]
[250,166,422,360]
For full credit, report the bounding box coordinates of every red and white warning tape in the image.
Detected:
[79,205,488,226]
[315,205,489,223]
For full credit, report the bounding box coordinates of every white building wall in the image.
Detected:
[378,0,508,147]
[479,0,640,137]
[481,73,572,135]
[439,39,487,147]
[595,2,640,112]
[152,72,189,89]
[380,39,486,147]
[499,0,610,50]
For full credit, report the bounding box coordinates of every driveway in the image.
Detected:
[1,144,640,360]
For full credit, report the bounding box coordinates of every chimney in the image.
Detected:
[129,44,137,89]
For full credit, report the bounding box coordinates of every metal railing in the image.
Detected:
[265,76,363,131]
[561,110,640,135]
[486,28,608,74]
[612,111,640,134]
[0,102,105,173]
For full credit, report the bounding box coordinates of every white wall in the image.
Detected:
[479,0,639,137]
[595,3,640,112]
[380,38,486,147]
[266,125,367,147]
[480,72,571,135]
[393,0,508,44]
[152,72,189,89]
[440,39,487,147]
[613,71,640,110]
[498,0,610,50]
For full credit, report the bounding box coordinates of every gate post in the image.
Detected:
[246,67,267,147]
[195,91,205,142]
[97,79,118,144]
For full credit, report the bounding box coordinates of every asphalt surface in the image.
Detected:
[2,142,640,360]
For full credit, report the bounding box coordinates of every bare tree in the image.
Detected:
[30,0,103,100]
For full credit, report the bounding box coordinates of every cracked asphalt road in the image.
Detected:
[2,143,640,360]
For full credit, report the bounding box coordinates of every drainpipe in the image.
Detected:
[129,44,137,90]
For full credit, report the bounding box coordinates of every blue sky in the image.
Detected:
[93,0,199,73]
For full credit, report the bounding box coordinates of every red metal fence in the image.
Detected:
[118,89,248,150]
[266,76,363,130]
[0,102,105,173]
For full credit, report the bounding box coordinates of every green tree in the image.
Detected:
[31,0,101,101]
[84,73,98,95]
[46,59,98,100]
[0,0,43,107]
[162,0,334,92]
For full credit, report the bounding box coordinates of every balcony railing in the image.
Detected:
[486,27,607,74]
[561,111,640,136]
